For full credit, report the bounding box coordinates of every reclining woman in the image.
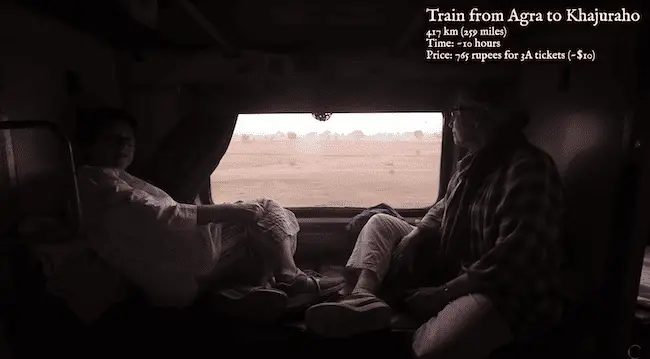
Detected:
[305,84,567,359]
[46,108,343,324]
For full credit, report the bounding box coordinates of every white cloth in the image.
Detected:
[44,166,221,323]
[42,167,301,323]
[77,166,222,305]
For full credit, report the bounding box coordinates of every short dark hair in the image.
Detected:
[75,107,137,146]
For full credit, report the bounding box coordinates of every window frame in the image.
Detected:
[204,113,455,218]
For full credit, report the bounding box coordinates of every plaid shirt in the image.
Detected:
[418,141,565,338]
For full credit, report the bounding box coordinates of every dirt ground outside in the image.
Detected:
[211,138,442,209]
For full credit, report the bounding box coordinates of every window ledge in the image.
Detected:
[288,207,429,219]
[297,216,420,226]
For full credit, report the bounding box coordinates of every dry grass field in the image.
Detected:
[210,138,442,208]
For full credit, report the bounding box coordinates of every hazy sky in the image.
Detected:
[234,113,443,135]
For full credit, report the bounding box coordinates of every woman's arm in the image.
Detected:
[196,203,261,225]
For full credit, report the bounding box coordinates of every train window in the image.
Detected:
[210,112,443,208]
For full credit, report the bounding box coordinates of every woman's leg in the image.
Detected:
[204,220,344,313]
[195,224,289,322]
[274,233,300,281]
[270,231,346,309]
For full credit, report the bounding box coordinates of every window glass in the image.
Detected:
[211,113,443,208]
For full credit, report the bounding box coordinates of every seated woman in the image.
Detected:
[305,84,567,359]
[46,107,343,324]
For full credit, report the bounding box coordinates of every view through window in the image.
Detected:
[211,113,444,208]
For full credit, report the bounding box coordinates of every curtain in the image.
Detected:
[132,89,238,204]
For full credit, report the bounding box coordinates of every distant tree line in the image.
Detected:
[236,130,442,142]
